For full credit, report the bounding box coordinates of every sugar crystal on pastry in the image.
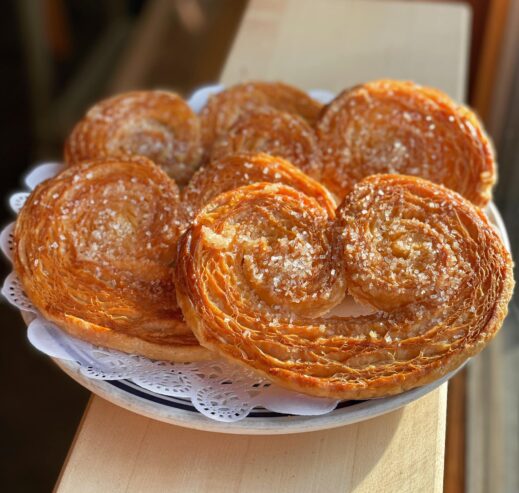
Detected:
[181,153,335,225]
[64,91,202,185]
[200,81,323,156]
[176,175,514,399]
[316,80,496,206]
[14,157,211,362]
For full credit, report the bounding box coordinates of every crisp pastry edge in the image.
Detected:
[36,309,214,362]
[175,181,515,399]
[178,264,514,397]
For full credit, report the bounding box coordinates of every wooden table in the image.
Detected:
[55,1,470,491]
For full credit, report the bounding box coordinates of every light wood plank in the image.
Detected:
[56,386,447,493]
[55,1,470,491]
[221,0,470,101]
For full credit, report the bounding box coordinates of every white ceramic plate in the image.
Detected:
[51,355,456,434]
[17,86,511,434]
[28,204,504,435]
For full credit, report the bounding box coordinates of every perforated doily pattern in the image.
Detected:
[0,87,342,422]
[2,272,37,313]
[9,193,29,214]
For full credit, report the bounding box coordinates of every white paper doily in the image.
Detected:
[0,86,346,423]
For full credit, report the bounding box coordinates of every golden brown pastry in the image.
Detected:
[64,91,202,185]
[176,175,514,398]
[179,182,344,321]
[14,157,211,362]
[210,110,324,179]
[200,81,323,154]
[316,80,496,206]
[181,153,335,223]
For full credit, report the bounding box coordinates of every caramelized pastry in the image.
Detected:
[181,153,335,223]
[179,182,344,321]
[316,80,496,206]
[210,110,324,179]
[14,157,211,361]
[64,91,202,185]
[176,175,514,398]
[200,81,323,153]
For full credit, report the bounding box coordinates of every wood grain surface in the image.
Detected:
[55,1,470,491]
[56,387,447,493]
[221,0,470,99]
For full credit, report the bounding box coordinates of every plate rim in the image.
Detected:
[52,357,452,435]
[45,199,508,434]
[11,84,511,434]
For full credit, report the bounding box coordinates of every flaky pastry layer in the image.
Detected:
[181,153,335,224]
[14,157,211,362]
[210,109,324,179]
[316,80,496,206]
[65,90,202,185]
[176,176,514,398]
[200,81,323,155]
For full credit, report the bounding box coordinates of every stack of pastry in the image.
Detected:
[13,80,514,399]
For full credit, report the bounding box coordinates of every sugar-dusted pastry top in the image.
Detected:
[14,157,211,362]
[176,175,514,399]
[209,109,324,179]
[64,91,203,185]
[316,80,496,206]
[16,79,509,388]
[199,81,323,154]
[181,153,335,224]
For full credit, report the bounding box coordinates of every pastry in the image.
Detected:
[64,91,202,185]
[200,81,323,154]
[180,182,344,320]
[181,153,335,223]
[176,175,514,398]
[316,80,496,206]
[210,110,324,179]
[14,157,211,361]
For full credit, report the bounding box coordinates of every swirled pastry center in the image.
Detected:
[15,158,186,339]
[198,187,345,319]
[345,95,448,179]
[211,109,323,179]
[111,118,190,173]
[65,90,202,185]
[176,176,514,399]
[317,80,496,206]
[342,191,470,310]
